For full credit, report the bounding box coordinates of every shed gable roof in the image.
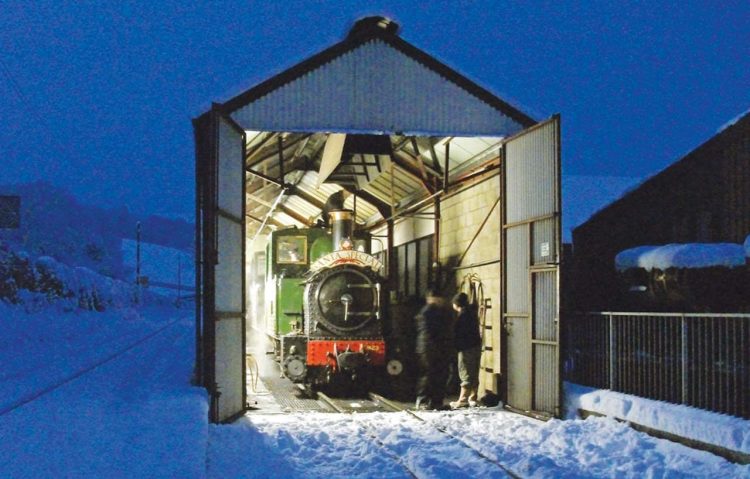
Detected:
[223,17,534,136]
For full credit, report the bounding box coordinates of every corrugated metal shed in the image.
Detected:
[223,17,538,238]
[194,16,561,423]
[230,39,525,136]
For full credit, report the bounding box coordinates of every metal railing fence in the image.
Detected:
[564,312,750,419]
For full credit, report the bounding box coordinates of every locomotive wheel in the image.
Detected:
[305,265,380,335]
[283,354,307,382]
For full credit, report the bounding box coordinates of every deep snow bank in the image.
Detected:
[210,409,750,478]
[565,382,750,456]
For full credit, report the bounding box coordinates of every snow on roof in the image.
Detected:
[615,242,747,271]
[745,234,750,258]
[716,107,750,134]
[563,175,643,242]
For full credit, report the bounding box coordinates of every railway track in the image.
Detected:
[0,317,183,417]
[371,393,522,479]
[314,390,522,478]
[315,390,399,413]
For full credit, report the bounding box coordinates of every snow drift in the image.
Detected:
[1,241,162,310]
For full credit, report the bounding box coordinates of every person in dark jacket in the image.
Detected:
[449,292,482,408]
[414,289,453,410]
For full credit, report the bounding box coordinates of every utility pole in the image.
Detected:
[177,255,182,308]
[136,221,142,284]
[136,222,142,304]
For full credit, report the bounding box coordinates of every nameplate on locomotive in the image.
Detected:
[309,250,383,274]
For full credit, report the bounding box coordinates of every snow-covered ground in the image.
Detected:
[2,301,748,478]
[566,383,750,457]
[0,303,207,478]
[210,408,749,478]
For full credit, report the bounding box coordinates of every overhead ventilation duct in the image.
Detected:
[347,16,400,39]
[342,134,392,156]
[317,133,393,188]
[317,133,347,187]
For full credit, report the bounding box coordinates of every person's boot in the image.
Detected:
[450,387,470,409]
[467,388,478,407]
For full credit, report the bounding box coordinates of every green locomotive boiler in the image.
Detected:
[262,210,395,389]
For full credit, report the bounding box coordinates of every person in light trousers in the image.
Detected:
[450,292,481,408]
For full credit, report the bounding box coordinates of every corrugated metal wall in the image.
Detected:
[503,118,561,417]
[720,130,750,242]
[533,271,558,412]
[231,40,524,136]
[505,121,557,224]
[506,227,529,313]
[213,117,246,421]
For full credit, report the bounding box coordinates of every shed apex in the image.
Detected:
[348,16,400,39]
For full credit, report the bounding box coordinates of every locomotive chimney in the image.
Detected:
[329,209,354,251]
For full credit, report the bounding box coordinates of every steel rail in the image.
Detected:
[351,416,419,479]
[315,391,347,413]
[317,391,419,479]
[369,392,523,479]
[0,318,183,417]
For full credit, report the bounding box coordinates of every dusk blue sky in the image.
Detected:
[1,1,748,221]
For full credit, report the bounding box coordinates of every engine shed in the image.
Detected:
[194,16,562,423]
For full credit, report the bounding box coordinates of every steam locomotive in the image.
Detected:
[264,210,402,390]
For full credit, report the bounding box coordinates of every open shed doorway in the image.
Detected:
[240,129,510,414]
[196,115,561,423]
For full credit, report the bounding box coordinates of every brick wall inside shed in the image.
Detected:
[439,174,502,395]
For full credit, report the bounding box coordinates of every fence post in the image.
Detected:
[681,314,688,405]
[608,313,615,390]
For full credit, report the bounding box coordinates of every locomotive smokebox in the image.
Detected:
[329,209,354,251]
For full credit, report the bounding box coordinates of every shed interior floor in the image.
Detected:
[245,333,329,413]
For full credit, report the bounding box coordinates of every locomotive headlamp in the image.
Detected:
[329,209,354,251]
[387,359,404,376]
[340,238,354,250]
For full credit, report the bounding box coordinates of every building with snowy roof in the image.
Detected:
[565,111,750,422]
[571,110,750,311]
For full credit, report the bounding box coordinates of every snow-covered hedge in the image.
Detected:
[1,242,161,310]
